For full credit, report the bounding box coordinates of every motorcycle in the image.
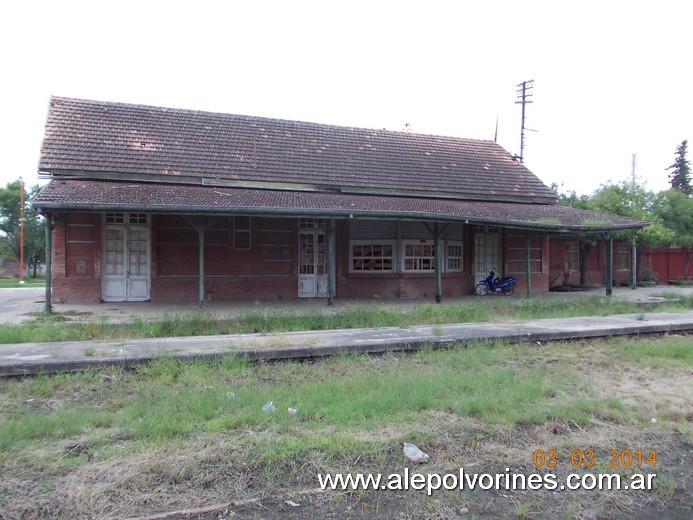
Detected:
[475,268,516,296]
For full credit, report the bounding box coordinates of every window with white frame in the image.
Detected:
[128,213,148,224]
[105,212,125,224]
[105,212,148,225]
[403,240,435,272]
[447,241,463,272]
[350,241,395,272]
[300,218,326,230]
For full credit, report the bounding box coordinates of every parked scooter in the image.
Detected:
[475,268,516,296]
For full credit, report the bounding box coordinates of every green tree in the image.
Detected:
[666,140,691,196]
[654,189,693,279]
[588,180,654,221]
[551,182,591,210]
[0,181,45,277]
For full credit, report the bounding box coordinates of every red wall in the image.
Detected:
[50,213,562,303]
[152,215,296,302]
[50,213,102,303]
[548,238,638,287]
[503,232,550,293]
[644,248,690,282]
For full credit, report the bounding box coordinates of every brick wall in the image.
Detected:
[50,212,586,303]
[644,247,690,281]
[50,214,102,303]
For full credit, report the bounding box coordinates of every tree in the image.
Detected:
[666,140,691,196]
[0,181,45,277]
[654,189,693,279]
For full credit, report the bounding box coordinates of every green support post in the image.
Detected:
[605,234,613,297]
[199,227,205,307]
[326,220,335,306]
[525,233,532,298]
[434,222,442,303]
[44,213,52,314]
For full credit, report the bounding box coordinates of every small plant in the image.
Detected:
[82,347,96,357]
[513,499,533,519]
[642,266,657,283]
[654,473,676,499]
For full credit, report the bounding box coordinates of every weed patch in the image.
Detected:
[2,296,691,344]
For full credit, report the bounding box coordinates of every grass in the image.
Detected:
[0,335,690,519]
[1,294,691,344]
[1,336,688,450]
[0,336,693,518]
[0,276,45,288]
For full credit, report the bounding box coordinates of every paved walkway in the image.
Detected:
[1,285,692,376]
[3,285,693,325]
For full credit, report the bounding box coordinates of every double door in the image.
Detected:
[102,225,150,301]
[298,229,327,297]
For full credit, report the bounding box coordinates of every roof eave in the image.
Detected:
[31,200,648,233]
[39,169,560,205]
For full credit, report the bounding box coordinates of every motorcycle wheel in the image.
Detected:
[475,283,488,296]
[502,285,515,296]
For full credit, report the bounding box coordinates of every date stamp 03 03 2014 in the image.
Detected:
[532,448,657,470]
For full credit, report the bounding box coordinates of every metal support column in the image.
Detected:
[423,222,449,303]
[525,233,532,298]
[183,216,217,308]
[44,213,52,314]
[326,220,335,306]
[198,228,205,307]
[632,237,637,289]
[434,222,442,303]
[605,233,613,297]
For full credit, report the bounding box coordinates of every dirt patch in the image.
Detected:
[1,418,690,519]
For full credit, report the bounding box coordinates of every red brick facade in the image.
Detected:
[50,212,592,304]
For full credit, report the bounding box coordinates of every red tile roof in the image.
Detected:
[32,180,647,231]
[39,97,558,204]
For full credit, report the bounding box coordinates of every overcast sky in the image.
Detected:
[2,1,691,196]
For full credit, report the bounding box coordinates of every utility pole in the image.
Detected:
[515,80,534,163]
[631,154,637,289]
[631,153,637,184]
[19,177,24,284]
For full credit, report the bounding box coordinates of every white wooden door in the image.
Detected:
[103,225,150,301]
[474,230,501,282]
[298,230,327,297]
